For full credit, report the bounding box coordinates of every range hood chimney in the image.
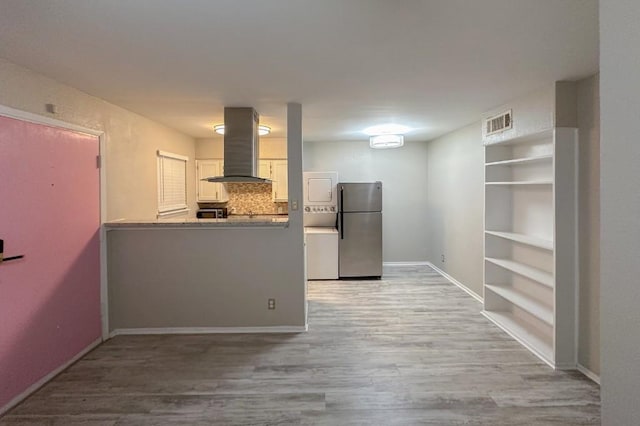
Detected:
[203,107,270,183]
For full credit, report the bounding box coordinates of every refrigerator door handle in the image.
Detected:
[339,185,344,239]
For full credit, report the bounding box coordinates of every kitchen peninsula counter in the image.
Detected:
[105,215,289,229]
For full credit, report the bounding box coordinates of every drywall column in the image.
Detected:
[600,0,640,423]
[286,103,306,323]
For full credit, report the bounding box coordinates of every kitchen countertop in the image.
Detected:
[105,215,289,229]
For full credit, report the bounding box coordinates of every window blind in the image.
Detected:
[157,150,188,214]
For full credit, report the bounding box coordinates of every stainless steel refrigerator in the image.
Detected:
[338,182,383,278]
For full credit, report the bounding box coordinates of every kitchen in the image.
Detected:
[106,105,401,333]
[106,104,306,333]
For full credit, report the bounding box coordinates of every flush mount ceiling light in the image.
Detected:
[369,134,404,149]
[213,124,271,136]
[363,123,412,136]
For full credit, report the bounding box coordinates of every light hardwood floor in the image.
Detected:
[1,265,600,425]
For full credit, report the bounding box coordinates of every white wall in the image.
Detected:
[577,74,600,376]
[600,1,640,423]
[424,123,485,297]
[0,58,196,220]
[303,140,429,263]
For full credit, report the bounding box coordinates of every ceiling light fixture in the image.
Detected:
[369,134,404,149]
[363,123,411,136]
[213,124,271,136]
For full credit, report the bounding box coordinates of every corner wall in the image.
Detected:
[424,123,485,297]
[0,58,196,220]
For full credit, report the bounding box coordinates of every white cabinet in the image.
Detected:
[483,128,578,369]
[196,159,228,202]
[258,160,271,180]
[259,159,288,202]
[271,160,288,202]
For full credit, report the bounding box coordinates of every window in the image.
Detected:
[157,150,188,216]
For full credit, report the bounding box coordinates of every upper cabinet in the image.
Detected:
[259,159,288,202]
[196,159,228,202]
[258,160,271,180]
[271,160,288,202]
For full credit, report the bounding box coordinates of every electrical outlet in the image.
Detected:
[268,298,276,310]
[441,254,445,262]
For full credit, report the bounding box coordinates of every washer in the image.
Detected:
[304,227,339,280]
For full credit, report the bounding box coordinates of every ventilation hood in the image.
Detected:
[203,107,270,183]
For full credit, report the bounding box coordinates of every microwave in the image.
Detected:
[197,208,227,219]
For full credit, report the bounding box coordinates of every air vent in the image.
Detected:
[485,110,512,136]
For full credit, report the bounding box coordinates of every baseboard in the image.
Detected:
[577,364,601,384]
[109,325,308,337]
[0,337,102,417]
[481,310,556,369]
[426,262,483,303]
[383,261,430,267]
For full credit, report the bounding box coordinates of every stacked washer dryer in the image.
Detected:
[303,172,339,280]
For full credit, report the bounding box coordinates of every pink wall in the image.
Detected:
[0,116,101,410]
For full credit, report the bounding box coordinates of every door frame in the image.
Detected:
[0,104,109,340]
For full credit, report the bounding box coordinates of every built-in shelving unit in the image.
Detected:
[483,127,578,369]
[485,180,553,186]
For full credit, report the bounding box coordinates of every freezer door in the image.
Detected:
[339,212,382,278]
[339,182,382,212]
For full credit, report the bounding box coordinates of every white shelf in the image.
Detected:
[485,284,554,326]
[484,128,553,146]
[482,310,553,365]
[485,154,553,167]
[484,121,577,369]
[485,231,553,251]
[485,180,553,186]
[485,257,554,289]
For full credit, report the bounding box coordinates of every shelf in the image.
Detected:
[485,284,553,326]
[482,310,553,365]
[485,154,553,167]
[484,128,553,147]
[485,231,553,251]
[485,180,553,186]
[485,257,554,289]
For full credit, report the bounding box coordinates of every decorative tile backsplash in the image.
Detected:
[207,183,287,215]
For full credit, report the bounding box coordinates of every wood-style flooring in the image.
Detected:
[1,265,600,425]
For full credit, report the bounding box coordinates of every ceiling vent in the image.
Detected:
[484,110,512,136]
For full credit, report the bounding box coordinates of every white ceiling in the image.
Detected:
[0,0,598,142]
